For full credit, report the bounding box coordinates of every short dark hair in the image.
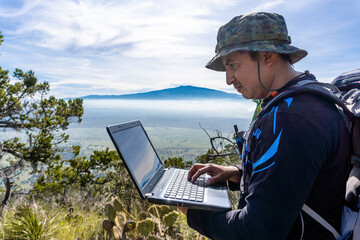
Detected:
[240,51,292,64]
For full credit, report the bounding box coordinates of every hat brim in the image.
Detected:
[205,41,308,72]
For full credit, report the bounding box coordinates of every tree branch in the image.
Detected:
[1,176,12,207]
[0,120,23,129]
[0,149,24,176]
[89,178,108,185]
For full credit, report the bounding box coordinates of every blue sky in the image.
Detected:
[0,0,359,98]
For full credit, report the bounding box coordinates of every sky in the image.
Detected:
[0,0,359,98]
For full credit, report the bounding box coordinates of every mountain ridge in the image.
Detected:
[80,85,243,100]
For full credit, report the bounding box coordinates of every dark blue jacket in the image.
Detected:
[187,75,350,240]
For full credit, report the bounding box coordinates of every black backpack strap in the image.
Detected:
[244,81,351,192]
[258,82,353,133]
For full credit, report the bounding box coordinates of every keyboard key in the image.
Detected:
[164,170,205,202]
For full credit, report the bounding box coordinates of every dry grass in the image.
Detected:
[0,196,207,240]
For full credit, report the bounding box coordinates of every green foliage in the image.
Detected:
[0,66,83,134]
[105,203,116,222]
[0,198,204,240]
[64,207,82,223]
[164,157,193,169]
[163,211,179,227]
[0,33,84,206]
[147,205,163,218]
[148,235,163,240]
[113,198,124,212]
[102,198,184,239]
[137,211,148,221]
[123,220,136,232]
[0,198,113,240]
[2,203,58,240]
[251,99,262,124]
[33,148,141,211]
[160,205,171,216]
[137,218,154,237]
[195,148,216,164]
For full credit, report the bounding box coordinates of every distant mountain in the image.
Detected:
[80,85,243,100]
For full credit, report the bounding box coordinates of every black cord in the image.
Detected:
[257,54,308,92]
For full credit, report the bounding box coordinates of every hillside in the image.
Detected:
[80,85,243,100]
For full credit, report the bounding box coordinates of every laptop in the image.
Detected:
[106,120,232,211]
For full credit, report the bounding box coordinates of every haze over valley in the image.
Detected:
[67,86,255,162]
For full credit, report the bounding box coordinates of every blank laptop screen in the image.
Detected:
[112,125,162,189]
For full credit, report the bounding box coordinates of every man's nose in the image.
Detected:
[226,70,235,85]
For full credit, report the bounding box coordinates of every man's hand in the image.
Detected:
[187,163,241,186]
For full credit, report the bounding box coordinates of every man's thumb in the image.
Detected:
[205,177,215,185]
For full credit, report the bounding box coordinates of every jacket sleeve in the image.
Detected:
[228,164,242,191]
[186,101,340,239]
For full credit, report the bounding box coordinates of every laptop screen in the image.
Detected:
[112,125,162,189]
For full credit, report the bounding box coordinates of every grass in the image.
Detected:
[54,206,105,239]
[0,197,107,240]
[0,196,209,240]
[1,203,58,240]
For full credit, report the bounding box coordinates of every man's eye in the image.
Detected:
[231,64,237,70]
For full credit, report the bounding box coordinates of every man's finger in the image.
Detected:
[205,174,221,185]
[191,166,210,182]
[205,177,213,185]
[187,163,205,180]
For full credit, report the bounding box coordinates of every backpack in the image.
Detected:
[253,69,360,239]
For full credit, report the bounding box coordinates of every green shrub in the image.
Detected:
[3,203,58,240]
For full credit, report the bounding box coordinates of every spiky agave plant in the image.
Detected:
[3,203,58,240]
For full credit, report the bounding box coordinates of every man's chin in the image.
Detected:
[239,91,251,99]
[239,90,259,100]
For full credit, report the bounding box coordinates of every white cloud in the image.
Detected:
[1,0,360,98]
[6,0,221,57]
[1,0,236,97]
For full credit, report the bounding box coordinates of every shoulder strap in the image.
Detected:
[245,80,351,165]
[259,82,353,132]
[302,204,341,239]
[262,81,344,115]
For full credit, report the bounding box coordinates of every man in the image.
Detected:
[182,12,350,239]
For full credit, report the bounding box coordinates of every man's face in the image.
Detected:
[222,51,266,100]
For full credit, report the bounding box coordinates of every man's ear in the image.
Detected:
[261,52,277,67]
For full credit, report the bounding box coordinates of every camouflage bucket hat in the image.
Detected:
[206,12,308,71]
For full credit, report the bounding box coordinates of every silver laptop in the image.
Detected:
[106,120,232,211]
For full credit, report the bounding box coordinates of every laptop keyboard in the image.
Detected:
[164,169,205,202]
